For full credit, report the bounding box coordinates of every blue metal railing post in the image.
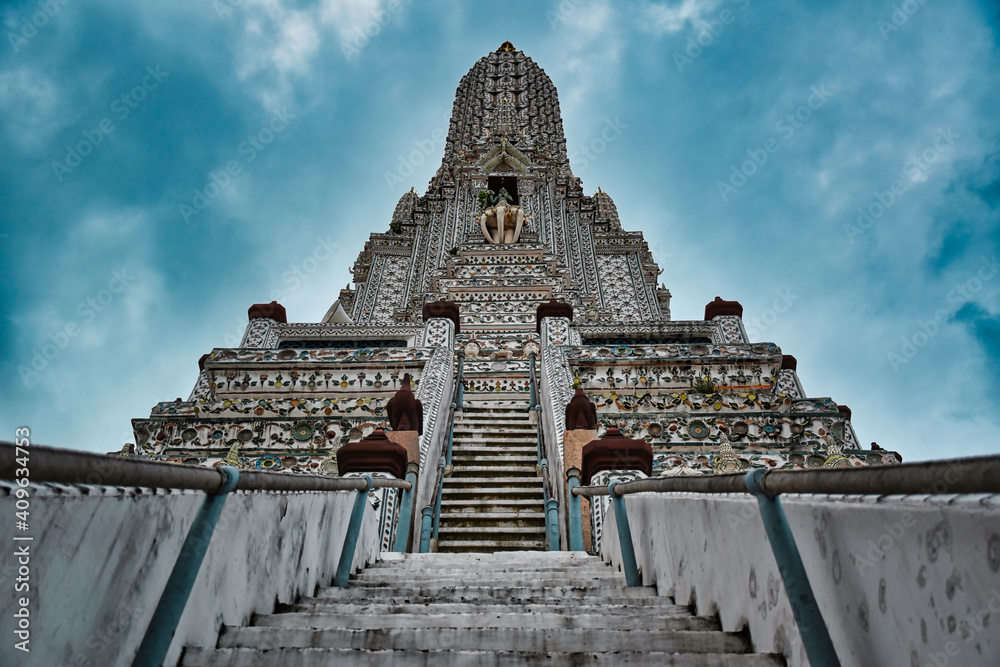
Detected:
[744,469,840,667]
[333,474,374,587]
[608,479,641,586]
[528,351,538,408]
[566,468,584,551]
[545,497,560,550]
[131,466,239,667]
[534,406,543,463]
[393,464,419,552]
[455,350,465,412]
[432,462,445,541]
[445,403,456,467]
[418,507,433,553]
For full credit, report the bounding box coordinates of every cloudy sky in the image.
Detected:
[1,0,997,462]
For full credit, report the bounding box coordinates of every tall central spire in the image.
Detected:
[439,43,570,178]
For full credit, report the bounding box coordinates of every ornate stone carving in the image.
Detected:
[386,374,423,434]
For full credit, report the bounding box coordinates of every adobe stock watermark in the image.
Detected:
[878,0,931,40]
[571,116,628,174]
[340,0,409,62]
[853,461,969,575]
[384,110,450,190]
[922,589,1000,667]
[887,254,998,372]
[220,234,340,347]
[18,267,136,386]
[672,0,752,73]
[716,84,834,202]
[212,0,244,19]
[844,126,958,244]
[178,107,295,223]
[6,0,71,54]
[743,287,798,340]
[51,65,169,182]
[545,0,585,27]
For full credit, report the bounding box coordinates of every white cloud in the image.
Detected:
[319,0,384,42]
[229,0,402,109]
[640,0,724,36]
[0,68,70,153]
[545,0,624,120]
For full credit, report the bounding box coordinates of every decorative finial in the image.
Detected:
[499,41,515,52]
[712,434,741,474]
[224,441,241,467]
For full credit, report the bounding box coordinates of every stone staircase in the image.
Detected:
[181,551,785,666]
[437,401,547,552]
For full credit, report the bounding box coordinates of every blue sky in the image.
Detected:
[1,0,998,461]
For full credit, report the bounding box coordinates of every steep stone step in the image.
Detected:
[250,611,718,631]
[446,486,542,500]
[452,435,536,443]
[364,558,604,571]
[444,478,543,489]
[183,647,785,666]
[355,565,616,579]
[449,446,536,455]
[351,573,621,587]
[436,527,548,541]
[274,601,695,616]
[310,584,659,602]
[181,553,784,666]
[447,460,537,469]
[441,498,543,508]
[437,540,547,553]
[453,423,537,430]
[442,465,539,475]
[214,626,753,654]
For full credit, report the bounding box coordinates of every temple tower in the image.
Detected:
[129,43,899,554]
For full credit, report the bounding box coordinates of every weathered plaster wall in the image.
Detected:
[0,481,379,666]
[601,490,1000,667]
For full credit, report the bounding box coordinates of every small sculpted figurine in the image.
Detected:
[387,373,423,434]
[564,388,597,430]
[478,187,527,244]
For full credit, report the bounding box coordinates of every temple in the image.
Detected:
[15,41,995,667]
[129,41,899,555]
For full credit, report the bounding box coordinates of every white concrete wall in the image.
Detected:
[601,490,1000,667]
[0,480,380,666]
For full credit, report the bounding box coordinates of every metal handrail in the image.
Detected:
[571,454,1000,498]
[527,348,559,550]
[0,441,410,492]
[455,349,466,411]
[571,454,1000,667]
[420,401,457,552]
[0,441,410,667]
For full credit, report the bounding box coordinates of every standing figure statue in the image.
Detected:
[478,187,528,244]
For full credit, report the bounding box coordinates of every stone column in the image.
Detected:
[240,300,287,348]
[337,428,408,553]
[563,387,597,551]
[704,296,747,345]
[386,375,423,552]
[581,427,652,554]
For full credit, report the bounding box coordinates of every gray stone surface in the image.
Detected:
[182,551,785,666]
[0,480,380,666]
[600,490,1000,667]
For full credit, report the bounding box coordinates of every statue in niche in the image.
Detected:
[477,187,528,244]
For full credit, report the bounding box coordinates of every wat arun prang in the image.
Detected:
[129,41,899,514]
